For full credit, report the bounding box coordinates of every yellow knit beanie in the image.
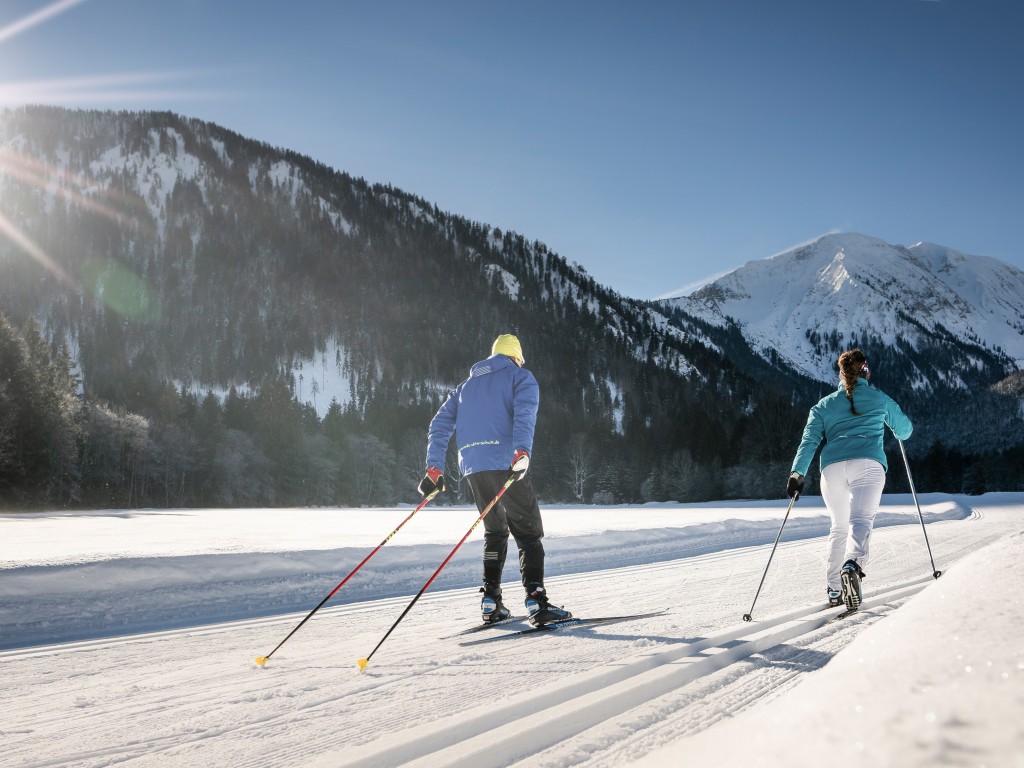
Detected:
[491,334,524,362]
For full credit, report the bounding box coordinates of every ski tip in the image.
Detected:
[357,658,369,672]
[742,613,752,623]
[255,656,268,668]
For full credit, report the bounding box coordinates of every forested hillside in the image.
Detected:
[1,107,1021,509]
[0,107,815,508]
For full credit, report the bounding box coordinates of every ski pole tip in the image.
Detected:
[357,658,369,672]
[742,614,752,623]
[255,656,268,668]
[934,570,943,579]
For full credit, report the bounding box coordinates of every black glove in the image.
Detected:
[786,472,804,499]
[418,466,446,496]
[510,450,530,481]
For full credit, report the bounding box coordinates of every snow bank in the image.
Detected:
[0,497,968,649]
[634,531,1024,768]
[0,494,967,567]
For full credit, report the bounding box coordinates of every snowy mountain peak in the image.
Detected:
[677,233,1024,385]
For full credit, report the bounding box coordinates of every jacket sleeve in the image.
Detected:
[791,403,825,476]
[511,369,540,455]
[884,396,913,441]
[426,387,459,469]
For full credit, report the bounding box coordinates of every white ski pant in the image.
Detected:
[819,458,886,590]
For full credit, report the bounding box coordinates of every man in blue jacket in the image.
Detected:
[418,334,571,625]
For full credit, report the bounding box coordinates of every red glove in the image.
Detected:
[510,450,530,481]
[418,466,446,496]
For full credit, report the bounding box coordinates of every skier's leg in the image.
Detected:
[820,462,852,591]
[501,480,569,622]
[846,458,885,568]
[469,472,510,589]
[468,471,514,622]
[502,479,545,589]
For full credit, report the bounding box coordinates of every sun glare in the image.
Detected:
[0,0,219,107]
[0,208,75,288]
[0,144,164,321]
[0,71,217,107]
[0,146,132,224]
[0,1,190,318]
[0,0,86,45]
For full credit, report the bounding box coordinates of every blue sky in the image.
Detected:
[2,0,1022,299]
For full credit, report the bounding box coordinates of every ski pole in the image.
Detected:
[357,474,517,672]
[742,491,798,622]
[255,488,440,668]
[897,438,942,579]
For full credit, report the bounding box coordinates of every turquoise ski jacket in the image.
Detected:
[791,379,912,476]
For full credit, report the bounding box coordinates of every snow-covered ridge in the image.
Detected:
[1,120,355,243]
[672,233,1024,384]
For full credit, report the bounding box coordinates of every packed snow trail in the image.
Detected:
[0,495,1018,768]
[0,495,971,650]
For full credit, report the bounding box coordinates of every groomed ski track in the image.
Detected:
[1,497,1016,768]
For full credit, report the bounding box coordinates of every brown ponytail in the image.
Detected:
[838,348,869,415]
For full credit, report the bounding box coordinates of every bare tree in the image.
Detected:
[664,449,698,502]
[396,428,427,499]
[310,378,320,413]
[566,433,596,502]
[345,433,397,505]
[444,438,470,503]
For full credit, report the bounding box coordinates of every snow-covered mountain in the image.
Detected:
[671,233,1024,390]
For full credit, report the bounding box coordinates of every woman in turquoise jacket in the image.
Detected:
[787,349,912,610]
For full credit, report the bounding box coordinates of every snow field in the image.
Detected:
[0,494,1020,767]
[643,529,1024,768]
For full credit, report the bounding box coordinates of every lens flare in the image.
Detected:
[0,209,75,288]
[0,0,87,45]
[0,151,160,322]
[0,146,133,226]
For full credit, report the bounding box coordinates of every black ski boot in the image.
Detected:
[480,585,510,624]
[827,586,843,607]
[525,584,572,625]
[840,560,866,612]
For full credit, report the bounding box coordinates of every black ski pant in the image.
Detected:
[467,470,545,597]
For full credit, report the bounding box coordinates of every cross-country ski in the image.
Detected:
[445,614,525,638]
[458,611,668,646]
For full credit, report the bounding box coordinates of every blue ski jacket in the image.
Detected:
[791,379,913,476]
[426,354,539,476]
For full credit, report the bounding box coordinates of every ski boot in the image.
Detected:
[840,560,866,612]
[827,586,843,607]
[480,586,511,624]
[525,584,572,625]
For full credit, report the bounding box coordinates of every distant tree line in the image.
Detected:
[3,310,1022,511]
